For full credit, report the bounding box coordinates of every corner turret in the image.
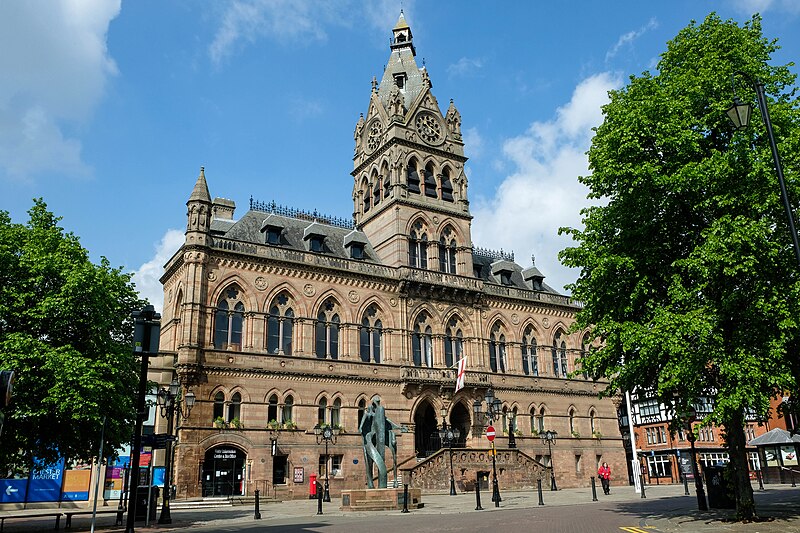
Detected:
[186,166,212,246]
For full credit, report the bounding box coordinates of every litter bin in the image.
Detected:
[704,465,734,509]
[134,486,160,521]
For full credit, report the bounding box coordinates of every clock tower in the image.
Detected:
[352,12,473,276]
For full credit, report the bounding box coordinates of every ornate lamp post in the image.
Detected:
[680,407,708,511]
[727,71,800,268]
[473,388,503,506]
[314,424,340,502]
[540,429,558,491]
[155,379,195,524]
[439,407,460,496]
[506,410,516,449]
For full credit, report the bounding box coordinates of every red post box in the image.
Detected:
[309,473,318,499]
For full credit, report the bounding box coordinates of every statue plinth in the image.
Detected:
[340,487,423,512]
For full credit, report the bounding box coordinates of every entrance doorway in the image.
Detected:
[414,400,439,457]
[272,455,287,485]
[448,402,470,447]
[202,446,246,497]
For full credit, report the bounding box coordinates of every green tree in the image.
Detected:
[560,14,800,520]
[0,199,144,473]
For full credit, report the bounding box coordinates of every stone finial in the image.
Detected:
[188,166,211,204]
[372,76,378,92]
[446,99,462,138]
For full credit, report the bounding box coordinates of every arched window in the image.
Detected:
[382,163,391,199]
[441,167,454,202]
[502,405,509,433]
[580,334,591,379]
[214,286,245,350]
[412,312,433,367]
[552,331,568,377]
[438,227,457,274]
[331,398,342,428]
[213,391,225,421]
[522,325,538,376]
[267,292,294,355]
[444,317,463,368]
[283,395,294,425]
[318,397,327,426]
[408,221,428,268]
[228,392,241,422]
[373,179,381,207]
[489,323,506,373]
[362,178,371,212]
[538,406,546,432]
[359,304,383,363]
[267,394,279,424]
[315,298,340,360]
[407,158,420,194]
[569,408,576,435]
[589,409,597,435]
[423,162,437,198]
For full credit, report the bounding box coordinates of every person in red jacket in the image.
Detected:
[598,462,611,495]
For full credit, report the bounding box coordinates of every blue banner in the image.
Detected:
[0,479,28,503]
[27,457,65,503]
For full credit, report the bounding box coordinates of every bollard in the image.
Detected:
[475,473,483,511]
[757,469,765,491]
[254,489,262,520]
[316,481,323,515]
[401,484,409,513]
[590,476,598,502]
[683,473,690,496]
[537,478,544,506]
[640,474,646,499]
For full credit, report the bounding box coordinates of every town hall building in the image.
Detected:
[153,13,626,499]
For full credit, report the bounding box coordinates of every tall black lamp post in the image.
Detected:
[314,424,339,502]
[727,72,800,268]
[681,407,708,511]
[473,388,503,506]
[439,407,460,496]
[506,411,517,449]
[541,430,558,491]
[155,379,195,524]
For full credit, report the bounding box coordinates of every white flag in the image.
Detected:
[455,357,467,392]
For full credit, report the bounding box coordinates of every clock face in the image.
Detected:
[366,119,384,153]
[415,111,443,145]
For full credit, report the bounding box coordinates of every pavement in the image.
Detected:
[1,483,799,532]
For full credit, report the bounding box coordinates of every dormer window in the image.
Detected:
[303,222,327,253]
[491,259,516,286]
[260,214,286,246]
[350,243,364,259]
[394,73,406,89]
[500,271,513,286]
[265,227,281,245]
[344,230,369,261]
[310,236,324,252]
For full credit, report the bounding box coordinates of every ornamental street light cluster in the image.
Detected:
[439,407,460,496]
[155,379,195,524]
[314,424,340,502]
[540,429,558,491]
[473,388,503,506]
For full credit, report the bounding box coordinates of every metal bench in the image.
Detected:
[63,509,121,529]
[0,511,62,531]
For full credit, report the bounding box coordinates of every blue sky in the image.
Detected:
[2,0,799,310]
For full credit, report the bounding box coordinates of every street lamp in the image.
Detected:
[678,406,708,511]
[314,424,340,502]
[472,388,503,506]
[540,430,558,491]
[727,71,800,268]
[438,407,460,496]
[506,410,516,449]
[155,379,195,524]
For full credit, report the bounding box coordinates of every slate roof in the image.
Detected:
[471,252,560,295]
[213,210,379,263]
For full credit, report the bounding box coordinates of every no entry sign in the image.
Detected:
[486,426,496,442]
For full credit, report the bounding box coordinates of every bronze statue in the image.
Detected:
[359,395,406,489]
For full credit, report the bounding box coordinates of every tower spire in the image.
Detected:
[189,166,211,203]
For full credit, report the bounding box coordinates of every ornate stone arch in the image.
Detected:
[209,275,257,311]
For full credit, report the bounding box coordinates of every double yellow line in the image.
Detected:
[619,527,656,533]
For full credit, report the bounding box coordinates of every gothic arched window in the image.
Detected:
[407,158,420,194]
[359,304,383,363]
[441,167,454,202]
[412,312,433,367]
[552,331,568,377]
[522,325,538,376]
[317,397,327,426]
[331,398,342,428]
[373,176,381,207]
[489,322,506,373]
[267,292,294,355]
[213,391,225,422]
[362,178,371,213]
[382,162,391,199]
[214,285,244,350]
[444,317,463,368]
[267,394,279,424]
[283,395,294,425]
[438,227,457,274]
[315,298,341,360]
[408,221,428,269]
[423,162,437,198]
[228,392,242,422]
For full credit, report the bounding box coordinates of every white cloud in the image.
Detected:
[132,229,185,313]
[463,127,484,160]
[210,0,416,66]
[731,0,800,14]
[471,72,622,294]
[0,0,120,182]
[605,18,658,62]
[447,57,484,78]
